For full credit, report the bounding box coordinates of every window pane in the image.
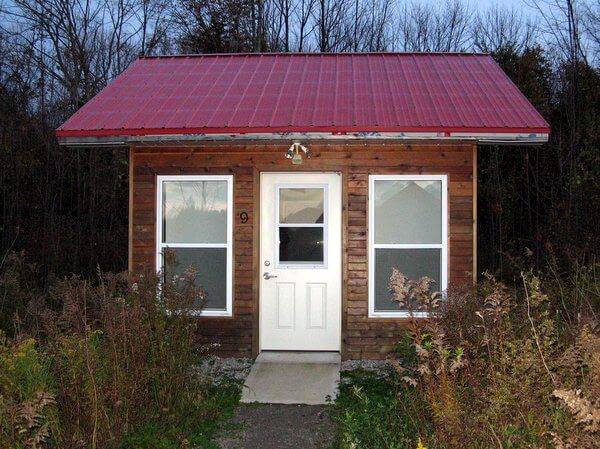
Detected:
[279,188,324,224]
[374,180,442,244]
[374,248,441,312]
[163,180,228,244]
[163,247,227,311]
[279,227,324,263]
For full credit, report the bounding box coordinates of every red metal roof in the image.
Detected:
[56,53,550,138]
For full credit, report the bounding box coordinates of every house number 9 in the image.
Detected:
[240,212,248,223]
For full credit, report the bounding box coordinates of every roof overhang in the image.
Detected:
[57,130,550,147]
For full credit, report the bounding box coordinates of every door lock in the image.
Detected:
[263,272,278,280]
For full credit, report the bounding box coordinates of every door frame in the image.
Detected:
[255,170,345,354]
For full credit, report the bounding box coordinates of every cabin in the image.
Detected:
[56,53,550,360]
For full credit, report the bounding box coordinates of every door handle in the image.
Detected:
[263,272,278,280]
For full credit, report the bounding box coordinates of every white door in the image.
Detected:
[260,172,342,351]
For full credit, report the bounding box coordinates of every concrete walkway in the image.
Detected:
[240,351,341,405]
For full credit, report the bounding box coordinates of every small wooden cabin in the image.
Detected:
[57,53,549,359]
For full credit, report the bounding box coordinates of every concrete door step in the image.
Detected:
[255,351,341,364]
[241,351,341,405]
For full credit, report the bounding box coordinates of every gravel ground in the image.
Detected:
[195,357,392,385]
[195,356,254,385]
[340,359,392,372]
[216,404,337,449]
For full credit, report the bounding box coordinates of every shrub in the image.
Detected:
[45,270,206,448]
[0,251,217,449]
[390,267,600,449]
[0,332,59,448]
[0,251,39,337]
[387,269,467,446]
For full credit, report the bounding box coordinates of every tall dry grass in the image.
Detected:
[1,252,208,449]
[390,266,600,448]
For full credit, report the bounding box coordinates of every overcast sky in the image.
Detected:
[421,0,548,16]
[422,0,536,12]
[419,0,551,26]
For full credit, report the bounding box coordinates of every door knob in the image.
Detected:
[263,272,278,280]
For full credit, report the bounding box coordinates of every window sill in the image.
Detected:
[190,310,232,317]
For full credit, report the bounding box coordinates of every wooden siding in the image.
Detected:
[130,141,475,359]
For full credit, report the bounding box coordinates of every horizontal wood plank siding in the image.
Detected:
[131,142,474,359]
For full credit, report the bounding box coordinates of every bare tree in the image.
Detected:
[135,0,173,56]
[315,0,353,52]
[472,5,537,53]
[172,0,260,53]
[292,0,317,51]
[0,0,151,112]
[396,1,431,51]
[271,0,293,51]
[350,0,395,51]
[526,0,588,62]
[582,0,600,61]
[396,0,471,52]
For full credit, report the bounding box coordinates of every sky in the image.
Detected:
[422,0,529,7]
[421,0,543,16]
[473,0,527,6]
[423,0,537,11]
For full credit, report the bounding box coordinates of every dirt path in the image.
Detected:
[216,404,337,449]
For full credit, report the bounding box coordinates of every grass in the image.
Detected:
[332,369,435,449]
[121,380,242,449]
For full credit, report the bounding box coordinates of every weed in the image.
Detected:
[0,252,240,448]
[0,332,58,448]
[385,266,600,448]
[121,382,241,449]
[333,369,435,449]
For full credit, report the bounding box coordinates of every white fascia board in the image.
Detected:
[450,132,549,143]
[57,131,549,147]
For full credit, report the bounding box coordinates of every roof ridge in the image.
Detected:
[140,51,491,59]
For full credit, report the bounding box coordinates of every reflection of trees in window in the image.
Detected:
[375,181,441,245]
[158,177,232,315]
[163,181,228,243]
[279,188,324,224]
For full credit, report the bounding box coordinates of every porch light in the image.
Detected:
[285,142,312,165]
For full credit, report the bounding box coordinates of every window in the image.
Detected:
[276,185,327,268]
[368,175,448,317]
[156,175,233,316]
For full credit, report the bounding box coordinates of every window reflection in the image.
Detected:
[162,181,228,243]
[279,227,324,263]
[374,180,442,244]
[279,188,324,224]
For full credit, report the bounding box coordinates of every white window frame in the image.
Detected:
[156,175,233,317]
[274,183,328,269]
[368,174,448,318]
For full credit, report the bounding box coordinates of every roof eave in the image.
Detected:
[56,130,550,147]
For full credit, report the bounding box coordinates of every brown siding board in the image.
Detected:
[130,142,475,359]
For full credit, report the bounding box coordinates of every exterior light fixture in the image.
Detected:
[285,142,312,165]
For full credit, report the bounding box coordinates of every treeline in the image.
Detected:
[0,0,598,282]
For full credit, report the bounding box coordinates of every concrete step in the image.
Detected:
[255,351,341,364]
[241,351,341,405]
